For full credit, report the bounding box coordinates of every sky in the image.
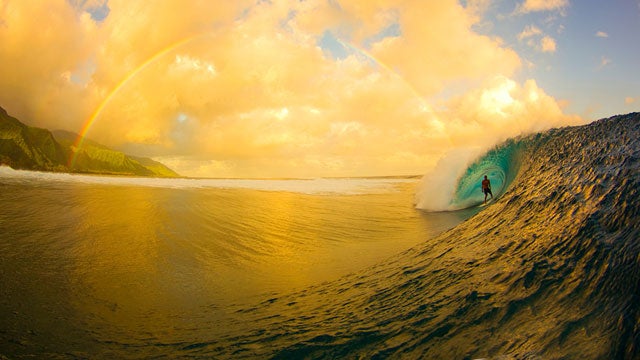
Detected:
[0,0,638,178]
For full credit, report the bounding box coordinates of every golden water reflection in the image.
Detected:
[8,181,476,343]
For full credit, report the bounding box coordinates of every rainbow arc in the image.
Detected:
[69,33,210,168]
[70,34,441,169]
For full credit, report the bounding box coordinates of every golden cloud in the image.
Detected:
[0,0,580,178]
[516,0,569,14]
[540,36,557,53]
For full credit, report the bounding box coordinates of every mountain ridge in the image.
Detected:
[0,106,179,177]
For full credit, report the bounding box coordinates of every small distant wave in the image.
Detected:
[0,166,414,195]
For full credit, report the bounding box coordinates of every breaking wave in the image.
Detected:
[205,113,640,359]
[413,139,524,212]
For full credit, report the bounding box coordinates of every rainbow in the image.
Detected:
[335,39,448,138]
[69,33,209,168]
[335,38,433,113]
[69,34,441,169]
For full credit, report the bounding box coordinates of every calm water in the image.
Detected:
[0,169,476,358]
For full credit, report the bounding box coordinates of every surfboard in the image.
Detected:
[479,198,493,207]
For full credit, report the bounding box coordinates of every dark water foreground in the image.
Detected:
[1,113,639,359]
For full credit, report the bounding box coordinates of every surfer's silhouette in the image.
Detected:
[482,175,493,204]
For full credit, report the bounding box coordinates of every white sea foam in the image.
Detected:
[414,148,482,211]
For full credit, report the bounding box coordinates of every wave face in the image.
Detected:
[203,113,639,359]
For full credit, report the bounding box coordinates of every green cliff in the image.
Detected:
[0,107,179,177]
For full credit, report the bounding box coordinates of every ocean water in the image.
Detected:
[1,113,639,359]
[0,169,476,358]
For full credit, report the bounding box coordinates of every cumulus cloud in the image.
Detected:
[518,25,543,40]
[0,0,99,129]
[518,25,556,53]
[515,0,569,14]
[540,36,557,53]
[0,0,580,178]
[599,56,612,68]
[439,76,580,149]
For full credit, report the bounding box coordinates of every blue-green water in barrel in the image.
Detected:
[450,138,523,209]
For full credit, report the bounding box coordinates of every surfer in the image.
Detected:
[482,175,493,204]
